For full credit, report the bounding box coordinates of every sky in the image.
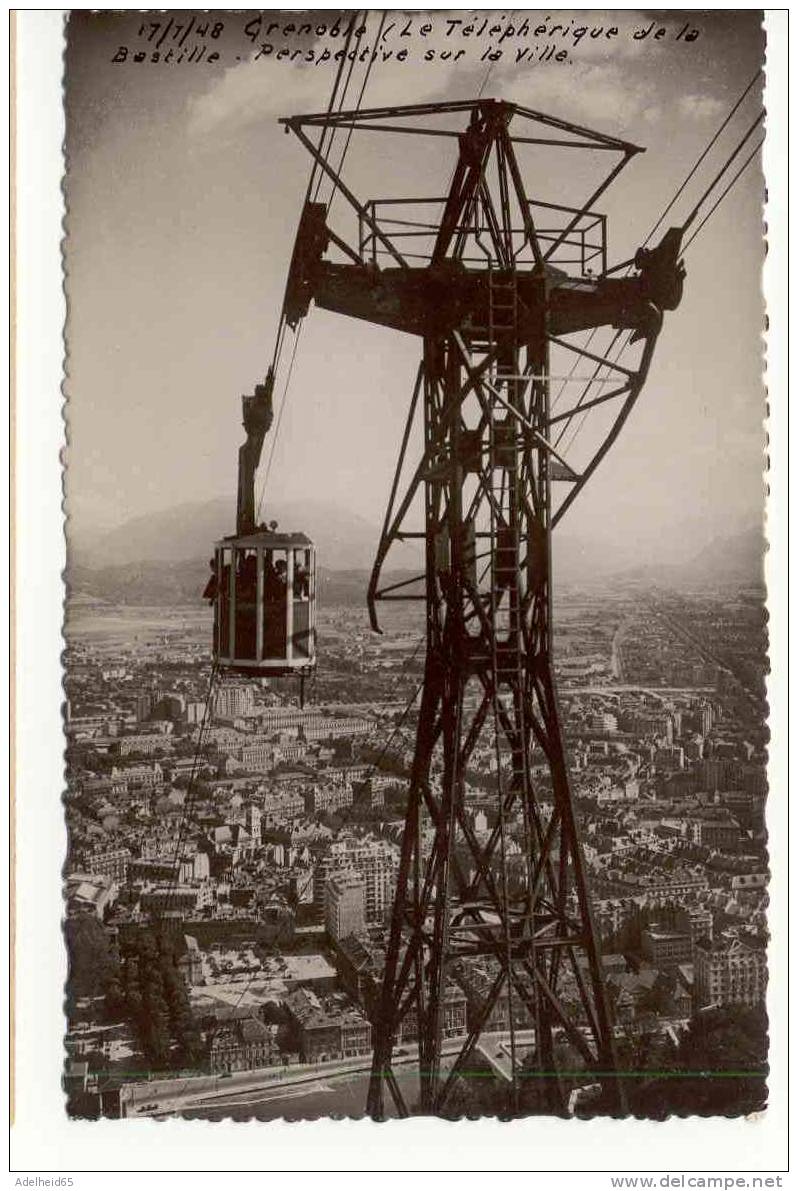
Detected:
[63,9,767,568]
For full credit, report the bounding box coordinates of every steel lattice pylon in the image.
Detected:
[281,98,686,1117]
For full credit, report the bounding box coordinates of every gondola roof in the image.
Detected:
[214,530,314,549]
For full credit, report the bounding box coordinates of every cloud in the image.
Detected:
[185,12,481,140]
[186,55,325,138]
[499,61,660,130]
[677,94,728,121]
[185,11,716,143]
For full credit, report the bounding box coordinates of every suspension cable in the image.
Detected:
[642,69,762,250]
[680,110,765,233]
[306,13,362,207]
[256,12,384,521]
[256,319,304,521]
[312,16,363,205]
[557,105,762,459]
[551,87,765,454]
[683,137,764,251]
[161,660,220,911]
[267,17,362,379]
[327,12,387,217]
[349,633,426,764]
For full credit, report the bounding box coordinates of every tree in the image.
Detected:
[628,1005,768,1118]
[64,915,121,1017]
[118,926,204,1073]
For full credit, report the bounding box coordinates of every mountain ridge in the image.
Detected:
[67,497,765,604]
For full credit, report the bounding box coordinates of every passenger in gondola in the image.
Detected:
[263,557,288,656]
[295,558,310,600]
[262,556,281,601]
[236,551,258,659]
[238,551,258,599]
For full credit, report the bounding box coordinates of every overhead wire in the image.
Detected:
[251,13,429,788]
[682,137,764,252]
[312,19,362,204]
[158,660,220,918]
[557,108,763,459]
[267,15,362,379]
[256,320,304,522]
[679,109,765,233]
[551,82,765,460]
[641,69,762,250]
[327,11,388,218]
[256,11,375,522]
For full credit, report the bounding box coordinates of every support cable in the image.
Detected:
[550,74,765,427]
[562,109,765,454]
[257,13,379,521]
[345,632,427,787]
[327,12,388,218]
[682,137,764,252]
[642,69,762,249]
[313,16,363,204]
[161,660,220,913]
[679,110,764,234]
[552,101,765,458]
[267,16,361,379]
[255,320,304,522]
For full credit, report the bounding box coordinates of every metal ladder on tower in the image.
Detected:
[486,264,524,1104]
[487,267,521,682]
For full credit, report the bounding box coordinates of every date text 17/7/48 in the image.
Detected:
[111,16,224,64]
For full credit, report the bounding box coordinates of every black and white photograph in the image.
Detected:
[10,5,789,1176]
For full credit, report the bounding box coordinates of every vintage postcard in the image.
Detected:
[11,4,788,1176]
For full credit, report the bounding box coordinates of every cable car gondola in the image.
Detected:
[211,529,316,678]
[205,370,316,686]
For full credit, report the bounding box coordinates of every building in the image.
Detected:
[324,871,366,942]
[398,985,468,1042]
[654,746,684,772]
[215,685,255,721]
[244,802,262,844]
[284,988,371,1062]
[682,906,714,943]
[454,959,532,1033]
[118,734,170,757]
[694,935,767,1010]
[240,744,275,772]
[177,935,204,986]
[604,966,660,1024]
[186,701,208,726]
[66,713,126,738]
[209,1018,279,1074]
[87,847,131,882]
[109,761,163,790]
[304,783,354,815]
[691,817,740,851]
[313,837,398,925]
[617,875,709,900]
[334,934,383,1007]
[641,924,693,971]
[589,711,618,735]
[65,873,118,920]
[719,789,766,833]
[139,885,198,915]
[300,716,373,741]
[261,789,305,826]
